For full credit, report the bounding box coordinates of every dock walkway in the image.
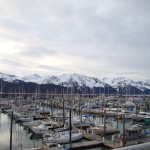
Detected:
[72,141,101,149]
[72,127,121,149]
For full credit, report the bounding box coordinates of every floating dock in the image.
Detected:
[72,141,101,149]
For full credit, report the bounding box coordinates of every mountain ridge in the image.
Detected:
[0,72,150,94]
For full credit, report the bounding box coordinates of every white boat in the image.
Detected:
[3,108,13,114]
[118,110,132,119]
[65,115,94,128]
[81,102,100,109]
[31,121,60,134]
[37,107,50,114]
[15,113,29,119]
[43,131,83,144]
[90,124,112,132]
[131,111,150,121]
[89,123,119,135]
[18,116,33,122]
[12,111,21,118]
[90,124,110,130]
[104,108,118,116]
[24,143,63,150]
[23,120,44,127]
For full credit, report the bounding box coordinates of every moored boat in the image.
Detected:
[43,130,83,144]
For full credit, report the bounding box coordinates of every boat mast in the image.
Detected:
[10,111,13,150]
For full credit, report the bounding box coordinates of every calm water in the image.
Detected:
[0,113,42,150]
[0,112,111,150]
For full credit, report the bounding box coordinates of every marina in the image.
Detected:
[1,94,150,150]
[1,0,150,149]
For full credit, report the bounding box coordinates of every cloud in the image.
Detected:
[0,58,26,67]
[17,47,57,58]
[0,0,150,80]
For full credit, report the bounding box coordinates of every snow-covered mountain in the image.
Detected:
[19,73,106,87]
[0,72,18,82]
[42,74,106,87]
[0,72,150,92]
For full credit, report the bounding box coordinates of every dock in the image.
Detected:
[72,127,121,149]
[72,141,101,149]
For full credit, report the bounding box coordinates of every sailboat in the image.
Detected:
[43,130,83,144]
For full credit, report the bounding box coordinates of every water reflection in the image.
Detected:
[0,113,42,150]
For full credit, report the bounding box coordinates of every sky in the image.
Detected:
[0,0,150,80]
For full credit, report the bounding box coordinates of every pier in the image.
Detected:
[72,127,121,149]
[72,141,101,149]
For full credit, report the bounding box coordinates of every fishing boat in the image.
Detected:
[125,124,144,141]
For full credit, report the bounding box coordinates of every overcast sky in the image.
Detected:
[0,0,150,80]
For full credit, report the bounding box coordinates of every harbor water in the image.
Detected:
[0,113,42,150]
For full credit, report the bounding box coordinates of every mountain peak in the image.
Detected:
[21,74,42,84]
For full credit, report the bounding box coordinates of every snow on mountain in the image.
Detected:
[105,77,150,91]
[0,72,18,82]
[0,72,150,91]
[21,74,43,84]
[43,73,105,88]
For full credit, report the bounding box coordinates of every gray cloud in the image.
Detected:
[17,47,57,58]
[0,0,150,80]
[0,58,26,67]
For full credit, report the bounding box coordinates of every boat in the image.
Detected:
[65,115,94,128]
[53,124,69,132]
[105,108,118,116]
[23,120,44,127]
[131,111,150,121]
[118,110,132,119]
[17,116,33,122]
[124,124,145,141]
[31,121,61,134]
[3,109,13,114]
[89,124,119,135]
[80,102,100,109]
[43,130,83,144]
[1,106,11,112]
